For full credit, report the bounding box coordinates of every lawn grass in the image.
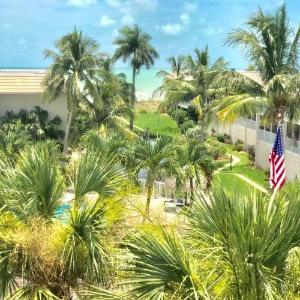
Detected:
[229,151,269,189]
[134,113,180,137]
[213,172,253,194]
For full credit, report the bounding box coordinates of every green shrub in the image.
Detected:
[171,109,187,125]
[216,134,225,143]
[180,120,195,133]
[139,109,148,114]
[247,146,255,165]
[233,139,244,151]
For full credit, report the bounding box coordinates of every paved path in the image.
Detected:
[215,154,269,194]
[234,173,269,194]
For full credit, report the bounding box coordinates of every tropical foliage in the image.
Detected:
[113,25,158,129]
[215,5,300,124]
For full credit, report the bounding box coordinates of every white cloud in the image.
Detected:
[67,0,96,7]
[105,0,157,15]
[122,14,135,25]
[161,13,191,35]
[201,26,223,36]
[184,1,197,12]
[180,13,190,25]
[162,23,182,35]
[99,14,115,27]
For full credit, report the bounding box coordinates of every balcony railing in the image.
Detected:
[235,118,257,130]
[258,129,300,154]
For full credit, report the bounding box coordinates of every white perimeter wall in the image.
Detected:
[215,122,257,146]
[0,94,68,128]
[256,141,300,180]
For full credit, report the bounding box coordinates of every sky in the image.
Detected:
[0,0,299,69]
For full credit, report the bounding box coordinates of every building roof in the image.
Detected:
[237,70,263,85]
[0,69,47,94]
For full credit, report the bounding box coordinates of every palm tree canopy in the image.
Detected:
[227,5,300,83]
[44,28,101,110]
[113,25,158,71]
[217,5,300,122]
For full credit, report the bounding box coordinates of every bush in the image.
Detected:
[180,120,195,133]
[0,107,64,142]
[247,146,255,165]
[185,125,205,139]
[216,134,225,143]
[209,144,227,160]
[139,109,148,114]
[224,133,231,143]
[171,109,187,126]
[233,139,244,152]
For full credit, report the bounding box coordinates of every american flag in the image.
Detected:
[269,126,286,190]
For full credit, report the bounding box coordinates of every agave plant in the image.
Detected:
[124,229,201,300]
[72,150,126,202]
[186,185,300,299]
[0,141,65,220]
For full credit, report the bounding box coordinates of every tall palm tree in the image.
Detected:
[158,47,229,128]
[175,139,214,203]
[216,5,300,124]
[44,28,101,154]
[130,136,173,217]
[113,25,158,130]
[83,58,135,138]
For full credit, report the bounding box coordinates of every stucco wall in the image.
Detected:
[215,122,257,146]
[0,94,68,128]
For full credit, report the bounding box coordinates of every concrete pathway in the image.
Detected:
[215,154,269,194]
[234,173,269,194]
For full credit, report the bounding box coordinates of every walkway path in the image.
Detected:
[216,154,269,194]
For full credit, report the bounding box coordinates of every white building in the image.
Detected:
[0,69,68,127]
[217,115,300,180]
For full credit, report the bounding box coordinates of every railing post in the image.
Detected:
[255,114,260,166]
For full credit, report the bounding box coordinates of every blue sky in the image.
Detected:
[0,0,299,69]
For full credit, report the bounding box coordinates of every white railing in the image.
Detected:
[258,129,300,154]
[285,138,300,154]
[235,118,257,130]
[257,129,275,145]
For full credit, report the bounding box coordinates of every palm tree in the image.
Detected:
[83,58,135,138]
[216,5,300,125]
[157,55,186,81]
[158,47,229,130]
[130,136,173,217]
[44,28,101,154]
[113,25,158,130]
[175,139,214,203]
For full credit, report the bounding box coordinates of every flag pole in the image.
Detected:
[269,110,286,199]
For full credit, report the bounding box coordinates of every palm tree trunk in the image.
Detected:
[189,177,194,205]
[244,117,248,150]
[130,66,136,130]
[145,183,153,217]
[63,108,74,154]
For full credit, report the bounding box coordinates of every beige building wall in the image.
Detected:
[0,94,68,128]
